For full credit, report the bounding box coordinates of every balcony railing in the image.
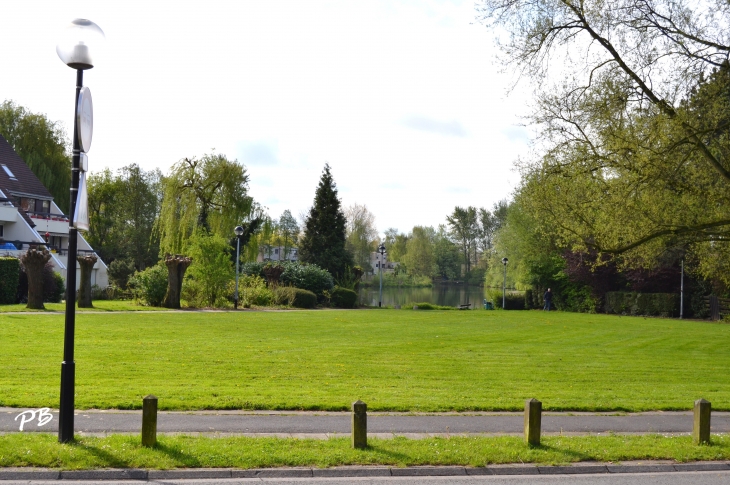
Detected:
[0,239,97,258]
[27,211,69,222]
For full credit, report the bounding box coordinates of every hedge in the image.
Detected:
[241,261,334,296]
[605,291,678,317]
[0,257,19,304]
[291,288,317,309]
[331,286,357,308]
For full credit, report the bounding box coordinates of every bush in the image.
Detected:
[524,289,534,309]
[129,264,168,307]
[107,258,136,289]
[605,292,678,317]
[290,288,317,308]
[46,271,65,303]
[238,275,274,307]
[0,257,19,304]
[486,288,526,310]
[242,261,334,296]
[330,286,357,308]
[410,302,456,310]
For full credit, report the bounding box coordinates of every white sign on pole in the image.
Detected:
[73,172,89,231]
[76,87,93,153]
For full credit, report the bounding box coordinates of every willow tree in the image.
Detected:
[478,0,730,283]
[157,154,254,254]
[0,101,71,211]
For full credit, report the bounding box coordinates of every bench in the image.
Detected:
[458,303,471,310]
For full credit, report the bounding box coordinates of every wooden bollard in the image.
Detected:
[352,400,367,449]
[693,398,711,445]
[142,395,158,447]
[524,398,542,446]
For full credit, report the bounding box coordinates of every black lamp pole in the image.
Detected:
[59,68,82,444]
[378,243,386,307]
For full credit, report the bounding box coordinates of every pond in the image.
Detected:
[358,285,494,308]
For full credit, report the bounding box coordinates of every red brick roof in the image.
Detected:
[0,133,54,201]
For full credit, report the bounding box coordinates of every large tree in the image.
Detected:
[278,210,300,261]
[157,154,254,254]
[446,206,478,274]
[0,101,71,211]
[345,203,378,273]
[298,164,353,278]
[478,0,730,282]
[87,164,162,269]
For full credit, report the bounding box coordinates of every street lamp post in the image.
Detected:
[377,243,386,307]
[501,257,508,310]
[56,18,104,444]
[234,226,244,309]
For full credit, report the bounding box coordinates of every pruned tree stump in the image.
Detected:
[21,247,51,310]
[263,264,285,287]
[163,254,192,309]
[77,254,98,308]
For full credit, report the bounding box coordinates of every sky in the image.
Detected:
[0,0,533,236]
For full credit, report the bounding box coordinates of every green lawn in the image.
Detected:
[0,301,174,312]
[2,434,730,469]
[0,309,728,411]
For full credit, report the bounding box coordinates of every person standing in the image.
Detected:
[543,288,553,311]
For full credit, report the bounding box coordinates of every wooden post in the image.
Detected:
[142,395,158,447]
[524,398,542,446]
[352,400,367,449]
[693,398,711,445]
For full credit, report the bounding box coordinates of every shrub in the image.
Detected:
[242,261,334,296]
[291,288,317,308]
[486,288,526,310]
[0,257,19,304]
[129,264,168,307]
[185,232,234,307]
[330,286,357,308]
[46,271,65,303]
[409,302,455,310]
[107,258,136,289]
[605,292,678,317]
[238,275,273,307]
[524,289,534,309]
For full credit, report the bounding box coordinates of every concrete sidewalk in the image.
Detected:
[2,408,729,437]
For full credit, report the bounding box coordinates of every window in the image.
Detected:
[36,199,50,213]
[1,165,16,180]
[19,198,36,212]
[274,248,279,254]
[0,225,3,237]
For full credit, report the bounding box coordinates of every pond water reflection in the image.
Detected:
[358,285,493,308]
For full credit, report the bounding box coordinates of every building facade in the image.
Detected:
[0,134,108,289]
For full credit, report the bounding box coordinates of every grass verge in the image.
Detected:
[1,310,729,411]
[0,301,173,312]
[1,434,729,469]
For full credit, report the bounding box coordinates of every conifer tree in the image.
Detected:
[299,164,353,278]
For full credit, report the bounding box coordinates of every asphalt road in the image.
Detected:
[2,408,730,436]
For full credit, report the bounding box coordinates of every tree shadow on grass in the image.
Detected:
[66,437,202,469]
[529,442,592,463]
[356,443,414,466]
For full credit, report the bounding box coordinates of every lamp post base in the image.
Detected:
[58,360,75,443]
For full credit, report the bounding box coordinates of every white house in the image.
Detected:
[257,245,299,262]
[370,251,396,274]
[0,134,108,289]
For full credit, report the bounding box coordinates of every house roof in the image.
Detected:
[0,133,54,201]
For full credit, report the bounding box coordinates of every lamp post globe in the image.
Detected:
[56,18,104,444]
[234,226,244,310]
[501,258,508,310]
[377,243,386,307]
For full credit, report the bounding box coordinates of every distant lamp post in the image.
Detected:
[377,243,386,307]
[56,18,105,444]
[501,257,508,309]
[234,225,244,309]
[680,256,685,319]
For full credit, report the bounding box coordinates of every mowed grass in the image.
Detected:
[0,301,173,312]
[0,309,729,411]
[2,434,730,469]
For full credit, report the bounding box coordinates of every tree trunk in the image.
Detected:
[77,254,98,308]
[21,248,51,310]
[163,254,192,309]
[262,264,285,287]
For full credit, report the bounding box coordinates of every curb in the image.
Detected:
[1,462,729,480]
